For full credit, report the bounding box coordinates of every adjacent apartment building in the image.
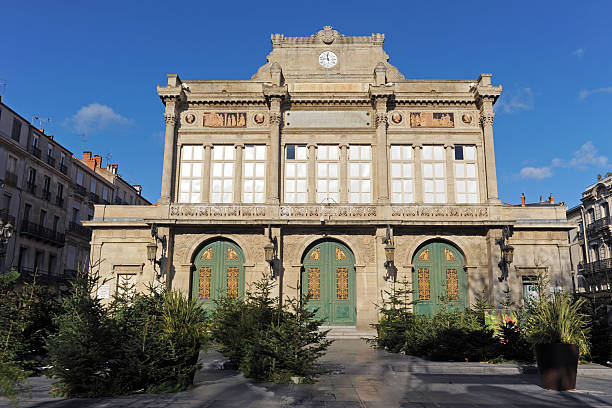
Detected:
[86,27,573,331]
[568,174,612,294]
[0,99,150,285]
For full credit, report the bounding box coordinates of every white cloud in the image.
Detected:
[520,167,553,180]
[65,103,130,133]
[578,87,612,100]
[519,141,608,180]
[572,48,585,58]
[495,87,534,114]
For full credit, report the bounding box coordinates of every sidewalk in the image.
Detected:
[2,339,612,407]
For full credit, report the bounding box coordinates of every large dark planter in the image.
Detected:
[535,343,579,391]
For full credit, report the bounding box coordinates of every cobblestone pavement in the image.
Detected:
[3,340,612,408]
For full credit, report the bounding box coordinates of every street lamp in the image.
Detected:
[382,225,396,281]
[147,224,166,278]
[0,221,14,273]
[496,225,514,282]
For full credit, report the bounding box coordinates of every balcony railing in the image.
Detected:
[89,192,100,204]
[46,154,56,167]
[15,266,74,284]
[0,209,15,226]
[55,195,65,208]
[28,145,41,159]
[20,220,65,246]
[4,171,18,187]
[587,216,611,235]
[581,258,612,275]
[68,221,92,240]
[26,181,37,195]
[60,163,68,175]
[42,189,51,202]
[73,183,86,196]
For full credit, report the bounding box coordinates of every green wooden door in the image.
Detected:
[192,240,245,310]
[302,241,356,325]
[412,242,466,316]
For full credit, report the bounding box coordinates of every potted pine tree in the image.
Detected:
[526,292,590,391]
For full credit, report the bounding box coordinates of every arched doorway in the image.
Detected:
[302,240,356,325]
[191,239,245,310]
[412,241,467,316]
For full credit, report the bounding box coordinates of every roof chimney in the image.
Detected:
[132,184,142,195]
[549,193,554,204]
[47,134,54,140]
[93,154,102,168]
[82,151,95,170]
[110,164,118,174]
[521,193,525,207]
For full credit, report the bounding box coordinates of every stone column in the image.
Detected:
[413,144,423,203]
[308,144,316,203]
[339,144,348,203]
[445,144,455,204]
[234,144,244,203]
[480,100,499,203]
[159,102,178,204]
[267,99,282,204]
[201,144,212,203]
[374,97,389,203]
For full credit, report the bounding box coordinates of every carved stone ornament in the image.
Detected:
[391,112,403,124]
[375,113,388,127]
[317,25,338,45]
[479,112,495,126]
[461,113,472,124]
[164,113,177,125]
[254,113,265,124]
[269,113,282,125]
[185,113,196,124]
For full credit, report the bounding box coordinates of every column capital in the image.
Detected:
[269,113,282,125]
[444,143,454,149]
[375,112,388,128]
[164,113,177,125]
[234,143,245,149]
[413,143,423,149]
[307,143,317,149]
[479,111,495,126]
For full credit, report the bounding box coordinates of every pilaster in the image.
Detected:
[413,144,423,203]
[307,144,316,203]
[339,143,348,203]
[234,144,244,203]
[201,144,212,203]
[445,144,455,204]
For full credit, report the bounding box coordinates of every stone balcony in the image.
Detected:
[86,202,571,229]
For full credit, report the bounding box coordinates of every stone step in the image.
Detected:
[319,326,377,339]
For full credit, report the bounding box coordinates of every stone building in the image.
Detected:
[87,27,573,330]
[0,100,150,285]
[568,174,612,293]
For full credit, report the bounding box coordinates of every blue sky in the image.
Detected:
[2,1,611,208]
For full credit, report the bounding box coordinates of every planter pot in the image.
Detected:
[535,343,579,391]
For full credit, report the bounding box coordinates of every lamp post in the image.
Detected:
[496,225,514,282]
[147,224,167,279]
[264,226,278,280]
[0,221,14,274]
[382,225,395,281]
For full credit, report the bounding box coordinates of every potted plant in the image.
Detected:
[526,292,590,391]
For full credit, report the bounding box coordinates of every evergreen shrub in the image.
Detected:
[369,278,532,362]
[210,274,332,383]
[46,271,208,397]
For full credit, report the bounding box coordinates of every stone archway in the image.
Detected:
[191,239,245,310]
[412,240,467,316]
[302,240,356,326]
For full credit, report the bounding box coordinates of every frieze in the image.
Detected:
[410,112,454,128]
[170,205,267,218]
[390,206,488,218]
[280,205,377,217]
[202,112,247,128]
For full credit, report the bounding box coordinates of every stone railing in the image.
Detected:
[168,204,490,222]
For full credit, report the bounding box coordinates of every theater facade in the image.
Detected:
[87,27,573,330]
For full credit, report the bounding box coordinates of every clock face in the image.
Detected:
[318,51,337,68]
